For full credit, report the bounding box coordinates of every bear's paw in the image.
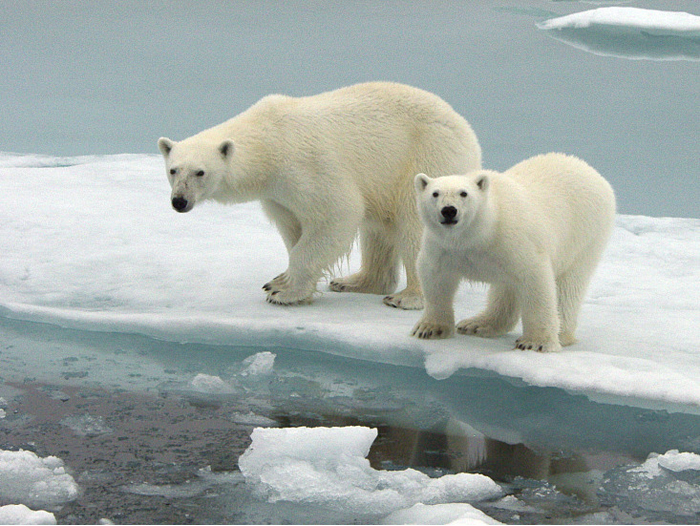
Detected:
[383,292,424,310]
[411,320,454,339]
[514,336,562,353]
[456,317,506,338]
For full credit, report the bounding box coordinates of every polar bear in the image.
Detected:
[411,153,615,352]
[158,82,481,308]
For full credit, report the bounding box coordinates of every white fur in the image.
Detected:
[411,153,616,352]
[158,82,481,307]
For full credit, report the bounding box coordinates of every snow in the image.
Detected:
[238,426,503,517]
[537,7,700,61]
[0,504,56,525]
[382,502,502,525]
[0,153,698,411]
[0,449,79,510]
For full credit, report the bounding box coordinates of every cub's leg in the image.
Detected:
[556,250,602,347]
[457,284,520,338]
[329,221,400,295]
[515,260,561,352]
[411,249,459,339]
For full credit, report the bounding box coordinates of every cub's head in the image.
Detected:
[158,137,235,213]
[414,172,490,235]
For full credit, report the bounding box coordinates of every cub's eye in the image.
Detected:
[460,191,468,198]
[196,170,205,177]
[169,169,176,175]
[432,191,439,198]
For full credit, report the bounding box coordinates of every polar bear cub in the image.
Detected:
[158,82,481,308]
[411,153,616,352]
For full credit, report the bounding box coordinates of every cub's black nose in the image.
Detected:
[441,206,457,221]
[172,196,188,212]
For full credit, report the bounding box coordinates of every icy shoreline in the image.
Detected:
[0,152,698,410]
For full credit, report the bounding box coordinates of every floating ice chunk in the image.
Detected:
[603,450,700,517]
[241,351,276,376]
[382,502,502,525]
[122,466,243,499]
[632,449,700,478]
[537,7,700,61]
[657,450,700,473]
[60,414,113,437]
[0,449,79,510]
[230,410,278,427]
[0,504,56,525]
[190,373,232,392]
[238,426,502,517]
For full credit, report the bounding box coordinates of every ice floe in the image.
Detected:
[538,7,700,60]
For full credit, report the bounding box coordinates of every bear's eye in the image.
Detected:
[169,169,176,175]
[195,170,205,177]
[460,191,468,198]
[432,191,439,198]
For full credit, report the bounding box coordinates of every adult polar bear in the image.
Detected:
[412,153,615,352]
[158,82,481,308]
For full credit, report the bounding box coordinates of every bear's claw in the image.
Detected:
[514,337,561,353]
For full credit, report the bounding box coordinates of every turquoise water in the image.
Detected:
[2,316,700,524]
[1,1,698,218]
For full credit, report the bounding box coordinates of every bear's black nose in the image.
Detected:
[441,206,457,221]
[172,196,189,212]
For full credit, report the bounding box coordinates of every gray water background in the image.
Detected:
[1,0,698,218]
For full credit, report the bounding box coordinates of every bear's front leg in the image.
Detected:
[410,247,460,339]
[265,202,362,306]
[456,283,520,338]
[515,262,561,352]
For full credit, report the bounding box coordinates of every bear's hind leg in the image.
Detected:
[556,251,602,347]
[329,222,400,295]
[457,284,519,338]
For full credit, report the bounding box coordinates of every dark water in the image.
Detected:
[1,0,699,218]
[2,316,700,524]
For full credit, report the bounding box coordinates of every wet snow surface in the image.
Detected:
[0,152,698,524]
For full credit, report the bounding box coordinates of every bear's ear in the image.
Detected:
[414,173,431,194]
[219,139,235,159]
[476,174,489,192]
[158,137,174,157]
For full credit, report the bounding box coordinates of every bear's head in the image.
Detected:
[158,137,235,213]
[414,172,490,237]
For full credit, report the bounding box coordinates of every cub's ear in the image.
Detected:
[414,173,432,194]
[219,139,235,158]
[158,137,175,157]
[476,174,490,192]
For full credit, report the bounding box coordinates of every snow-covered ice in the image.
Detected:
[0,153,698,410]
[537,7,700,61]
[382,502,502,525]
[238,426,503,517]
[0,504,56,525]
[0,449,79,510]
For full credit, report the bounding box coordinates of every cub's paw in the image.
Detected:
[383,292,424,310]
[411,320,454,339]
[456,317,502,338]
[515,336,561,353]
